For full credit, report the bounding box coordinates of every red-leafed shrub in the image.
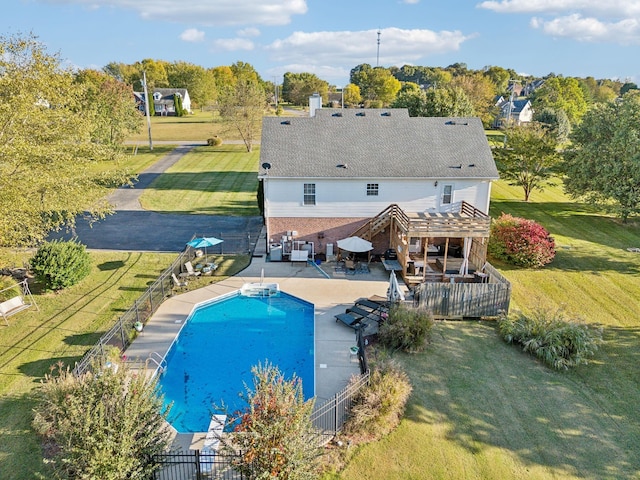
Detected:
[489,213,556,268]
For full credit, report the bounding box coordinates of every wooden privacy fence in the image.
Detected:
[414,262,511,318]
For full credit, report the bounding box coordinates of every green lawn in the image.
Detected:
[0,251,175,479]
[127,110,236,142]
[138,144,261,216]
[0,250,251,479]
[337,181,640,480]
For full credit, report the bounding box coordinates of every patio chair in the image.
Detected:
[344,259,356,275]
[183,261,201,277]
[172,273,188,288]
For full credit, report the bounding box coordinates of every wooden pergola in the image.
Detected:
[353,202,491,286]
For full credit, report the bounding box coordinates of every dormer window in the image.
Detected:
[153,92,162,101]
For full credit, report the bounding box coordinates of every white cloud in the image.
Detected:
[531,14,640,44]
[238,27,261,37]
[212,38,255,51]
[180,28,205,42]
[478,0,640,44]
[402,0,420,4]
[51,0,308,26]
[477,0,640,17]
[266,27,471,67]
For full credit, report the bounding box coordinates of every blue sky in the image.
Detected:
[6,0,640,87]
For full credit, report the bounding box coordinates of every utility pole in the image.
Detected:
[273,76,279,109]
[142,71,153,151]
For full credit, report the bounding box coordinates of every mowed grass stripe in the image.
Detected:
[138,145,260,216]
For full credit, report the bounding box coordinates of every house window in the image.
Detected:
[442,185,453,204]
[303,183,316,205]
[366,183,379,196]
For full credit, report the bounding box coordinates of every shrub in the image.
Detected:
[207,136,223,146]
[488,213,556,268]
[343,359,412,442]
[30,239,91,291]
[498,307,603,370]
[379,303,433,353]
[32,361,171,479]
[221,361,321,479]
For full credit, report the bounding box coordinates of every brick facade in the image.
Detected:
[267,217,380,255]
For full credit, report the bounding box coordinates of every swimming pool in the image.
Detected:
[159,289,315,433]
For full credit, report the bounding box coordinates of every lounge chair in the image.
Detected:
[183,261,201,277]
[346,305,379,318]
[335,311,364,329]
[355,298,389,313]
[172,273,188,288]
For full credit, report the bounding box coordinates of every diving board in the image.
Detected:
[200,414,226,474]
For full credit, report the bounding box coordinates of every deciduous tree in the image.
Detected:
[75,69,143,146]
[216,69,267,152]
[494,123,560,201]
[281,72,329,105]
[563,94,640,221]
[167,61,216,109]
[531,76,588,125]
[0,34,133,247]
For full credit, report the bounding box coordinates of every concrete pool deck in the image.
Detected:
[125,233,405,451]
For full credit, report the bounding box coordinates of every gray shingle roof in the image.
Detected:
[260,112,499,180]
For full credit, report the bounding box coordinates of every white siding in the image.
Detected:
[264,178,491,218]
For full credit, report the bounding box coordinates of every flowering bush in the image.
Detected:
[489,213,555,268]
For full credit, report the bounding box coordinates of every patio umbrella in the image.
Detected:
[387,271,405,303]
[186,236,223,257]
[337,236,373,253]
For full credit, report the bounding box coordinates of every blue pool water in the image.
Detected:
[159,291,315,433]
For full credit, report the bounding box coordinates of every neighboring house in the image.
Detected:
[494,99,534,127]
[259,109,502,292]
[133,88,191,116]
[523,79,544,97]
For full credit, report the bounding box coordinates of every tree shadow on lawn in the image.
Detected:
[403,321,640,479]
[18,355,84,383]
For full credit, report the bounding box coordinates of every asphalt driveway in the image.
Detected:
[54,145,263,252]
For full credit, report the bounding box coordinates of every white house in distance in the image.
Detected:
[259,108,500,286]
[134,88,192,116]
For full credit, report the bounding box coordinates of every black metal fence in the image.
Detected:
[151,369,371,480]
[73,233,256,376]
[152,451,245,480]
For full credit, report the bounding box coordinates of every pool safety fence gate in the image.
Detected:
[151,451,246,480]
[151,370,371,480]
[73,232,255,376]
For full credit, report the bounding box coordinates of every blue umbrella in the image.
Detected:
[186,237,223,257]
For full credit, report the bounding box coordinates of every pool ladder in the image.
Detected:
[145,351,167,374]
